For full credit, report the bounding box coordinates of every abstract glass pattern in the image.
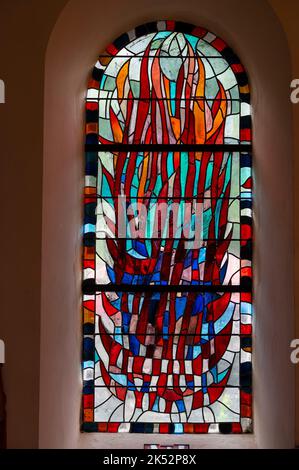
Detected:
[82,21,252,434]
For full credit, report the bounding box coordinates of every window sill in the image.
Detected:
[77,433,257,449]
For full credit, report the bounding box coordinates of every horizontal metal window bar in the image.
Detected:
[96,55,244,59]
[84,284,251,293]
[86,97,245,102]
[90,385,245,389]
[93,237,251,242]
[91,333,251,337]
[85,144,252,152]
[92,196,252,200]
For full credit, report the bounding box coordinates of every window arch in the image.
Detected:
[82,20,252,434]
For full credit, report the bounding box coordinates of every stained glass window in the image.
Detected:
[82,21,252,434]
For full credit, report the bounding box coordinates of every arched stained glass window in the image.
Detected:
[82,21,252,434]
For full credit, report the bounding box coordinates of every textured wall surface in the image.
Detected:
[0,0,68,448]
[0,0,297,449]
[41,0,294,448]
[268,0,299,447]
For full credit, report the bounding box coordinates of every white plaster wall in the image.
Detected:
[40,0,295,448]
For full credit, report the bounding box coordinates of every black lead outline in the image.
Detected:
[82,282,252,294]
